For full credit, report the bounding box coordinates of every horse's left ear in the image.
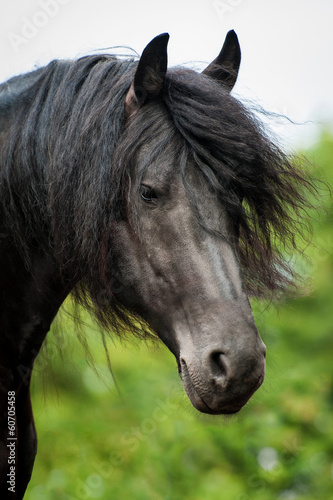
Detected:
[203,30,241,91]
[125,33,169,119]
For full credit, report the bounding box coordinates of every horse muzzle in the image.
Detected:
[178,341,266,415]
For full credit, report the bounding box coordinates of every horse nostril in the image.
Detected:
[210,351,228,380]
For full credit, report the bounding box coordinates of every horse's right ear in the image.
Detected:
[203,30,241,91]
[125,33,169,119]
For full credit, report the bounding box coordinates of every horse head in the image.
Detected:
[111,32,266,414]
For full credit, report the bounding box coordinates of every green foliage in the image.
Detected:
[26,133,333,500]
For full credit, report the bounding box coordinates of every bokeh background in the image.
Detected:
[1,1,332,499]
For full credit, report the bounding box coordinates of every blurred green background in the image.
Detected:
[25,133,333,500]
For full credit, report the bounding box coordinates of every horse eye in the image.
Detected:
[140,184,157,203]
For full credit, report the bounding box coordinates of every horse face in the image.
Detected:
[112,138,266,415]
[108,32,266,415]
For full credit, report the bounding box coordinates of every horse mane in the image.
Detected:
[0,54,316,339]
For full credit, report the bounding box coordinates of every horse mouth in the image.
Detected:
[179,358,264,416]
[179,359,243,415]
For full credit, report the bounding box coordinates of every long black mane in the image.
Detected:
[0,54,315,335]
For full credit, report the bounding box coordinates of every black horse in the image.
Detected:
[0,31,312,498]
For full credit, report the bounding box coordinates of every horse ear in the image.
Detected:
[202,30,241,91]
[125,33,169,119]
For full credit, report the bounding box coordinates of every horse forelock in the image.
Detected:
[118,67,316,297]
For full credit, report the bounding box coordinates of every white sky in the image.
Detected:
[1,0,332,149]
